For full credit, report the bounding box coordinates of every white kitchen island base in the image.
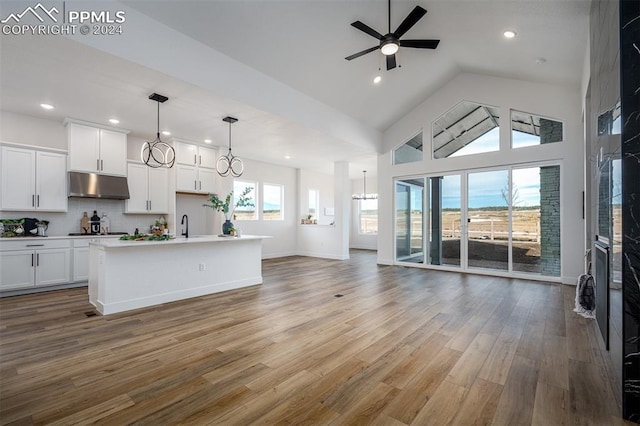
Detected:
[89,235,268,315]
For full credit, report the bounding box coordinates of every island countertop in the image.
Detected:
[90,234,270,249]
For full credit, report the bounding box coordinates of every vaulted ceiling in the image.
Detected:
[0,0,590,177]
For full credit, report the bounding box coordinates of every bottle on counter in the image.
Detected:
[100,212,110,235]
[81,212,90,234]
[90,211,100,235]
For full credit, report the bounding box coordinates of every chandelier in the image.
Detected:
[141,93,175,168]
[352,170,378,200]
[216,116,244,177]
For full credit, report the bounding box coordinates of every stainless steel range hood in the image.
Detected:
[68,172,130,200]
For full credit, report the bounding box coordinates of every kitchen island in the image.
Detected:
[88,235,269,315]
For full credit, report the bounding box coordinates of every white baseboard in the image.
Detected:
[261,251,297,259]
[296,251,350,260]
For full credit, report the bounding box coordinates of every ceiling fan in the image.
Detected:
[345,0,440,70]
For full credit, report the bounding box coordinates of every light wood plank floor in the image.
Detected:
[0,250,633,425]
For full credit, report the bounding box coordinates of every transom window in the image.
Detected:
[511,110,563,148]
[432,100,500,159]
[392,132,423,165]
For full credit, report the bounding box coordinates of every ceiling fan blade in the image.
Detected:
[400,39,440,49]
[345,46,379,61]
[351,21,384,40]
[386,54,397,70]
[394,6,427,38]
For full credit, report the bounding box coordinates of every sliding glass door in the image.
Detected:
[394,164,560,277]
[467,170,509,271]
[395,179,424,263]
[428,175,461,267]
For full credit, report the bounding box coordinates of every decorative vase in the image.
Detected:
[222,219,234,235]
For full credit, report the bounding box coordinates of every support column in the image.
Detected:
[334,162,350,260]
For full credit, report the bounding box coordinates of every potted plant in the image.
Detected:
[204,187,254,234]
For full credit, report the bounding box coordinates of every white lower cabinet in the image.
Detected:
[0,240,71,291]
[72,240,90,282]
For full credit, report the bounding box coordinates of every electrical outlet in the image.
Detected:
[199,263,205,271]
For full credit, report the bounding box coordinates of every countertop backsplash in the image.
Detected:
[1,198,159,237]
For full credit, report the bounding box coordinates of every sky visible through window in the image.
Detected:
[263,184,281,212]
[438,167,542,209]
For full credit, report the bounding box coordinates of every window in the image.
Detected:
[359,198,378,234]
[393,132,423,165]
[308,189,319,217]
[263,183,283,220]
[233,180,257,220]
[598,100,621,136]
[432,101,500,159]
[511,110,563,148]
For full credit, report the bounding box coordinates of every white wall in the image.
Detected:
[297,167,350,260]
[212,157,298,259]
[350,177,378,250]
[378,72,584,284]
[1,110,66,150]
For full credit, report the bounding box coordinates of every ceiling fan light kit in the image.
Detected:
[345,0,440,70]
[216,116,244,178]
[141,92,176,168]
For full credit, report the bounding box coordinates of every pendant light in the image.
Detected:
[216,116,244,177]
[352,170,378,200]
[141,93,175,168]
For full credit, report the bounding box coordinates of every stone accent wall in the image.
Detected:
[588,0,624,413]
[540,165,561,276]
[539,118,563,144]
[620,0,640,420]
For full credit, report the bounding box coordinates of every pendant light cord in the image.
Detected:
[156,102,160,138]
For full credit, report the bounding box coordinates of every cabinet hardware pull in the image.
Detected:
[97,158,100,171]
[36,253,39,267]
[37,194,40,207]
[101,159,104,171]
[32,194,35,207]
[149,200,151,211]
[199,155,202,165]
[31,253,34,267]
[194,154,197,165]
[26,244,44,247]
[199,181,202,190]
[194,180,197,190]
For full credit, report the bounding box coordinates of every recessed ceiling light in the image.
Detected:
[373,75,382,84]
[40,103,54,110]
[162,131,171,136]
[503,30,517,39]
[284,155,291,160]
[204,139,212,144]
[109,118,120,124]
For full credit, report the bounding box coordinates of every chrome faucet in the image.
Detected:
[181,214,189,238]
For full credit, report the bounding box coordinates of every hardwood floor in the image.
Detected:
[0,250,632,425]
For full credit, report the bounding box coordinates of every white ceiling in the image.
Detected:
[0,0,590,178]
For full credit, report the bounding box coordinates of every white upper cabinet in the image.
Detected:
[67,121,128,176]
[0,146,67,211]
[198,146,216,169]
[174,141,216,193]
[125,162,169,214]
[175,142,216,168]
